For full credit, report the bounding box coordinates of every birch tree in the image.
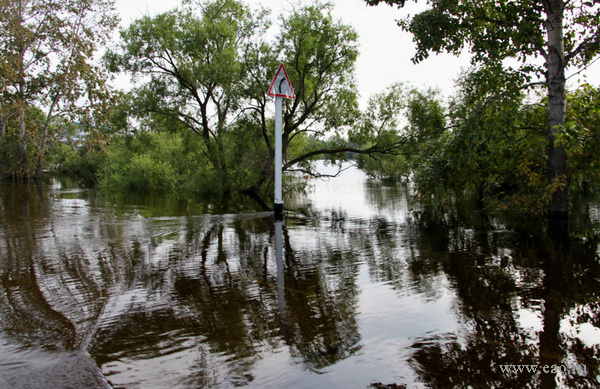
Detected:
[365,0,600,225]
[0,0,118,178]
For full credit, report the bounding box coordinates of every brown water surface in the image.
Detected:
[0,163,599,388]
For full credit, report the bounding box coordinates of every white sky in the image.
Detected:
[113,0,599,106]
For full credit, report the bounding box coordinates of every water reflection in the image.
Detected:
[0,168,599,388]
[406,230,600,388]
[275,219,290,341]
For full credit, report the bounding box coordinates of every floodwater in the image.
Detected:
[0,162,599,388]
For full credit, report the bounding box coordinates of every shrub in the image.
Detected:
[98,132,182,193]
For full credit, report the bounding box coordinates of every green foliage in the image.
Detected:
[99,132,183,193]
[0,105,45,177]
[356,84,448,184]
[105,0,396,194]
[359,153,408,180]
[95,129,249,195]
[0,0,119,178]
[365,0,600,221]
[355,83,416,179]
[365,0,600,73]
[0,131,23,177]
[561,84,600,189]
[114,154,177,193]
[216,118,270,194]
[409,68,553,217]
[50,144,86,175]
[363,69,599,220]
[278,2,360,133]
[105,0,271,192]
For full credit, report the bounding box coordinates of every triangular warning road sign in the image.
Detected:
[267,64,295,99]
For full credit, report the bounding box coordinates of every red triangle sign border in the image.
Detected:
[267,64,295,99]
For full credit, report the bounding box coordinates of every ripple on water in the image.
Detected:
[0,338,110,389]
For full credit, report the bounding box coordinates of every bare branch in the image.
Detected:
[283,138,407,171]
[566,56,600,81]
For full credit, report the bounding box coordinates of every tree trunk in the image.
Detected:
[18,102,28,179]
[544,0,568,224]
[16,0,28,179]
[35,95,59,179]
[216,136,229,190]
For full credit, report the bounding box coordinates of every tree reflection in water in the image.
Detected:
[86,204,362,386]
[401,222,600,388]
[0,173,598,388]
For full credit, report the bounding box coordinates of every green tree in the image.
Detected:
[356,83,435,179]
[0,104,45,177]
[441,67,547,212]
[365,0,600,224]
[108,0,405,194]
[401,67,556,218]
[106,0,271,193]
[0,0,118,179]
[98,132,184,193]
[562,84,600,191]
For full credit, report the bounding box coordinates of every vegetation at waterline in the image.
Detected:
[359,70,600,220]
[1,0,600,226]
[364,0,600,223]
[0,0,118,179]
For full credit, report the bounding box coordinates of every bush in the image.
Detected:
[98,132,183,193]
[110,154,177,192]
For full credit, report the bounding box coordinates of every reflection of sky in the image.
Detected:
[247,274,457,389]
[517,307,544,338]
[561,312,600,348]
[303,161,409,223]
[279,161,460,387]
[3,173,599,388]
[306,162,370,217]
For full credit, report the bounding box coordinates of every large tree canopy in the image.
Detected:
[365,0,600,224]
[106,0,405,194]
[0,0,118,178]
[107,0,269,189]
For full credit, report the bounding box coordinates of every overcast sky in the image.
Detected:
[113,0,599,106]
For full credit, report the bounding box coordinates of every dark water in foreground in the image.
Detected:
[0,164,599,388]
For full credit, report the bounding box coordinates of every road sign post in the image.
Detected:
[274,96,283,216]
[267,64,295,219]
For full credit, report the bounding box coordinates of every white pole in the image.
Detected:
[274,96,283,217]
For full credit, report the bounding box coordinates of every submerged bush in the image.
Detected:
[98,132,183,193]
[101,153,178,193]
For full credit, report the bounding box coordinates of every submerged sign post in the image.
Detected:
[267,64,295,218]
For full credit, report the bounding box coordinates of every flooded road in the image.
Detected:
[1,163,599,388]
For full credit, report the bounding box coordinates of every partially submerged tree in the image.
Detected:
[412,67,549,214]
[0,0,118,179]
[247,2,408,189]
[356,83,441,180]
[106,0,270,192]
[365,0,600,224]
[108,0,406,194]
